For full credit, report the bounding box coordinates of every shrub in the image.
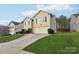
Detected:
[16,31,22,34]
[26,28,31,33]
[21,29,26,34]
[16,32,19,34]
[48,28,54,34]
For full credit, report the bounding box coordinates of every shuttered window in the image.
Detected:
[28,21,30,25]
[45,17,47,22]
[36,19,37,23]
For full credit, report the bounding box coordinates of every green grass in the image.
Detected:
[23,32,79,54]
[0,34,23,43]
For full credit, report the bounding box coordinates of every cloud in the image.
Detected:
[21,10,37,17]
[21,4,74,17]
[53,4,72,11]
[36,4,74,11]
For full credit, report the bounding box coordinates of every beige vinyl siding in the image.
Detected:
[33,11,51,33]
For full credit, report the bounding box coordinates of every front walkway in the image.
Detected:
[0,34,48,54]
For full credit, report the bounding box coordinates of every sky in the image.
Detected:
[0,4,79,25]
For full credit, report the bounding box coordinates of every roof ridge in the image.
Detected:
[33,10,54,18]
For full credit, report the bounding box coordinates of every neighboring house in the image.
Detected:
[22,17,32,30]
[32,10,57,34]
[0,25,9,35]
[15,23,23,32]
[8,21,20,35]
[70,14,79,32]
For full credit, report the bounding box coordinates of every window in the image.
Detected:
[37,17,45,24]
[36,16,47,24]
[45,17,47,22]
[25,22,26,25]
[28,21,30,25]
[36,19,37,23]
[9,26,14,29]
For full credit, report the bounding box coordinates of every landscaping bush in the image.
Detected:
[21,29,26,34]
[16,31,22,34]
[16,28,32,34]
[26,28,32,33]
[48,28,54,34]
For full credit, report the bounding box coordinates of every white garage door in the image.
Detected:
[33,27,48,33]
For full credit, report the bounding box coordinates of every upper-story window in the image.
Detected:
[28,21,30,25]
[25,22,26,25]
[35,16,47,24]
[37,17,45,24]
[36,19,37,23]
[9,26,14,29]
[45,17,47,22]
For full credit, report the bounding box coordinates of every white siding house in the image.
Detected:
[22,17,32,31]
[70,14,79,32]
[8,21,20,35]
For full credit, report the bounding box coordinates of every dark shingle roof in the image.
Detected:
[8,21,20,26]
[22,17,33,23]
[11,21,20,25]
[73,14,79,17]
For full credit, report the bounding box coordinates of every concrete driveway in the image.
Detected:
[0,34,48,54]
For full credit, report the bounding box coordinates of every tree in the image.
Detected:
[56,15,70,32]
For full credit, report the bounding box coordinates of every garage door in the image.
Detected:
[33,27,48,33]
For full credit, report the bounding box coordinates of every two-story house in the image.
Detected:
[32,10,57,34]
[22,17,32,31]
[8,21,20,35]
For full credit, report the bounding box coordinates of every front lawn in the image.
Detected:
[0,34,23,43]
[23,32,79,54]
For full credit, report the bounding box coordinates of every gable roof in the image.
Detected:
[8,21,20,26]
[33,10,54,18]
[22,17,33,23]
